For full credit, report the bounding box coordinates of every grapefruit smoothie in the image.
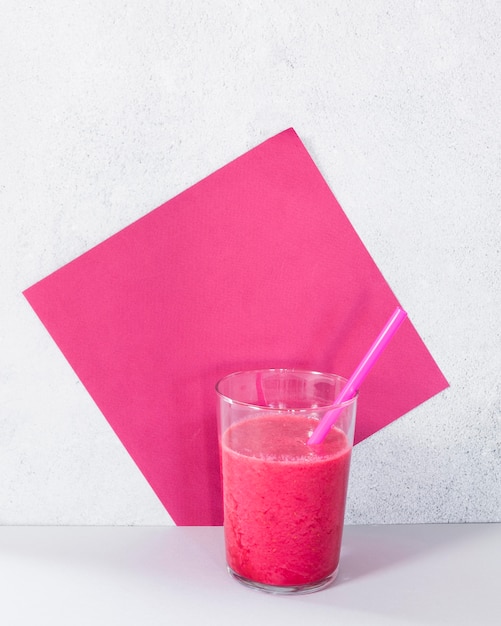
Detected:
[221,413,352,590]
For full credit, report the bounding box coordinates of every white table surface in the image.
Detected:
[1,523,499,625]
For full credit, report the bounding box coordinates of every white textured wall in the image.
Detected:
[1,1,499,525]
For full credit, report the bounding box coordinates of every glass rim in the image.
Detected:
[215,368,358,411]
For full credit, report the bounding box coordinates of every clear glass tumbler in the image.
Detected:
[216,368,357,594]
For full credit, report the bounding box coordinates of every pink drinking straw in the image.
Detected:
[307,306,408,445]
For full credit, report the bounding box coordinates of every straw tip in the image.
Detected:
[394,306,408,324]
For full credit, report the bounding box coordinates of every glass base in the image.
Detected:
[227,565,339,595]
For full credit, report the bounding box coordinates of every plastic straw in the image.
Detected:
[307,306,408,445]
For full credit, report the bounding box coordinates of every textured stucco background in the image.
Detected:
[1,0,499,525]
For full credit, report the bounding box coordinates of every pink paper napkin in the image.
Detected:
[23,128,448,525]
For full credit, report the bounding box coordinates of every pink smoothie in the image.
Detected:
[221,413,351,587]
